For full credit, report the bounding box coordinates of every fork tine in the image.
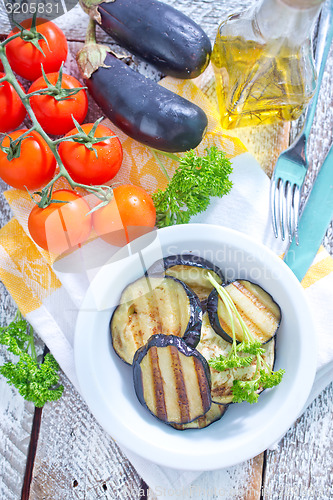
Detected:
[270,177,280,238]
[278,179,286,241]
[285,181,293,242]
[293,185,301,245]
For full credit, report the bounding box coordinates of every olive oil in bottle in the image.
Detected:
[211,0,323,129]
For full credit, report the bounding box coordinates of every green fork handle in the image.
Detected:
[284,143,333,281]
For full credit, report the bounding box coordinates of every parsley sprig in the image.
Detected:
[0,312,63,407]
[207,274,285,404]
[152,146,233,228]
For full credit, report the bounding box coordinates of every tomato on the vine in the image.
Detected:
[0,129,56,190]
[92,185,156,247]
[6,18,68,81]
[28,72,88,135]
[0,73,26,133]
[28,189,92,254]
[58,123,123,185]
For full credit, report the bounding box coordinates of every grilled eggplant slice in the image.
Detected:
[133,334,211,425]
[207,280,281,344]
[148,254,224,303]
[197,313,275,404]
[110,276,202,364]
[81,0,211,79]
[171,403,228,430]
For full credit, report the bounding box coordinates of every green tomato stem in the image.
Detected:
[0,32,21,47]
[28,324,37,363]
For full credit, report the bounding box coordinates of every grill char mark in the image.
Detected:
[149,346,168,421]
[193,357,211,413]
[170,345,190,422]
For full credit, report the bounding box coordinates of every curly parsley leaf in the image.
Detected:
[236,341,265,356]
[232,379,261,404]
[152,146,233,228]
[260,368,285,389]
[0,313,63,407]
[209,353,254,371]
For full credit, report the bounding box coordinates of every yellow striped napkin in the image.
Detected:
[0,70,332,492]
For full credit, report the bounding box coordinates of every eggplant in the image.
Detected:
[133,334,212,425]
[148,254,224,303]
[77,44,208,153]
[110,276,202,364]
[171,403,228,430]
[197,313,276,404]
[207,280,281,345]
[81,0,211,79]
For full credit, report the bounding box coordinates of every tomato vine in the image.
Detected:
[0,16,114,208]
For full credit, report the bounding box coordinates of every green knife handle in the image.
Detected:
[284,143,333,281]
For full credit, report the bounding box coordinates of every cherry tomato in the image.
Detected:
[6,18,68,81]
[28,189,92,254]
[28,72,88,135]
[92,185,156,246]
[58,123,123,185]
[0,129,56,190]
[0,73,26,132]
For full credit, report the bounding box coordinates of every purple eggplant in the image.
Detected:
[80,0,211,79]
[171,403,228,430]
[77,45,208,152]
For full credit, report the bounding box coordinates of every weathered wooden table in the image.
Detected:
[1,1,333,499]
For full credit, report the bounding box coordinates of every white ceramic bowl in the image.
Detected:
[74,224,316,471]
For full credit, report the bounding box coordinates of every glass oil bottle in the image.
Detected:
[211,0,324,129]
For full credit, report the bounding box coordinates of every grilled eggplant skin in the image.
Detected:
[207,280,281,345]
[110,276,202,365]
[83,53,208,153]
[148,254,225,303]
[148,254,224,280]
[171,403,228,430]
[94,0,211,79]
[133,334,212,425]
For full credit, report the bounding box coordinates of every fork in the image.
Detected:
[270,1,333,243]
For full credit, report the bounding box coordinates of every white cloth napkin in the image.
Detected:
[1,152,333,496]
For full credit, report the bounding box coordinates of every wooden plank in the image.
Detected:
[28,372,143,499]
[263,382,333,499]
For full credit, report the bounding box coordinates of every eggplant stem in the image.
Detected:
[85,18,97,45]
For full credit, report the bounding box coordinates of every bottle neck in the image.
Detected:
[254,0,324,42]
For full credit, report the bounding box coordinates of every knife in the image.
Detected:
[284,143,333,281]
